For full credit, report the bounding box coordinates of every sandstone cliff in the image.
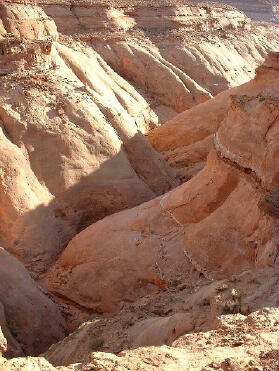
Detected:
[40,0,278,118]
[0,1,278,371]
[148,51,279,181]
[45,53,279,316]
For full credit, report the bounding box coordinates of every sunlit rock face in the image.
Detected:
[0,2,278,371]
[45,54,279,315]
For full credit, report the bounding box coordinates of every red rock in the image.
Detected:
[0,248,66,356]
[148,52,279,181]
[45,54,279,313]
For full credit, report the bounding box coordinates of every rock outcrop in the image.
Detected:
[0,9,178,271]
[1,304,279,370]
[0,1,58,40]
[0,327,6,359]
[148,52,279,181]
[1,0,276,273]
[44,53,279,316]
[0,2,278,371]
[41,0,278,118]
[43,267,279,366]
[0,248,66,356]
[191,0,279,23]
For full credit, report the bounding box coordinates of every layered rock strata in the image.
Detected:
[148,52,279,181]
[45,54,279,317]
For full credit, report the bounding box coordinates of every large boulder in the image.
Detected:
[0,248,66,356]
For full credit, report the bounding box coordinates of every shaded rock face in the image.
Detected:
[190,0,279,23]
[0,2,278,370]
[0,23,178,272]
[0,303,23,359]
[0,248,66,356]
[258,189,279,218]
[45,53,279,314]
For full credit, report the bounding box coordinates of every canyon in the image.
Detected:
[0,1,278,370]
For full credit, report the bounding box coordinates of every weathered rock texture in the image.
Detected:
[148,51,279,181]
[45,53,279,316]
[0,2,278,371]
[0,2,179,272]
[0,248,66,356]
[191,0,279,23]
[1,306,279,370]
[44,266,278,366]
[0,0,278,274]
[0,1,58,40]
[40,0,279,118]
[13,0,276,122]
[0,327,6,358]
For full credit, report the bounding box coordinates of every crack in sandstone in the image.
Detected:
[214,132,266,191]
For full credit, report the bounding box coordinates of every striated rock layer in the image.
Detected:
[0,1,278,370]
[0,2,179,273]
[0,0,273,122]
[191,0,279,23]
[45,53,279,316]
[0,1,58,40]
[148,51,279,181]
[39,0,279,119]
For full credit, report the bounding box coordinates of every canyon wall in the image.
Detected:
[0,36,178,273]
[44,53,279,315]
[0,2,278,370]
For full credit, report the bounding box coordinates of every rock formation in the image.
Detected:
[1,267,278,370]
[0,327,7,359]
[148,51,279,181]
[0,248,66,357]
[19,0,278,121]
[191,0,279,23]
[0,0,278,274]
[0,1,178,272]
[0,1,278,371]
[43,266,278,366]
[39,0,279,119]
[45,52,279,317]
[0,1,58,40]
